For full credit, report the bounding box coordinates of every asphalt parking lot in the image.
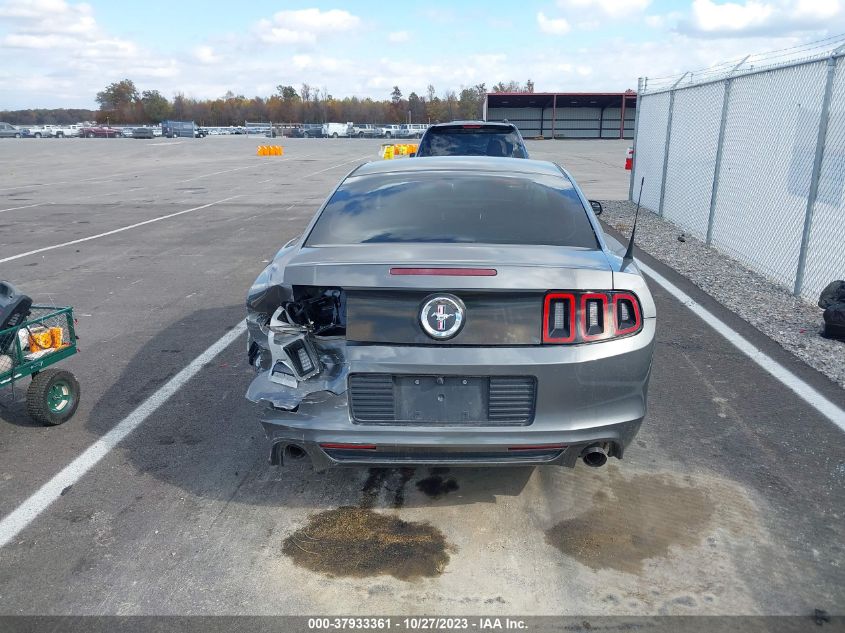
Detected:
[0,136,843,617]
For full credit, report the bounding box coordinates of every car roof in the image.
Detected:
[352,156,563,178]
[427,120,516,129]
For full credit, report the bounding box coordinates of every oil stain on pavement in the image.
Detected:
[416,474,459,498]
[282,506,451,580]
[545,468,716,574]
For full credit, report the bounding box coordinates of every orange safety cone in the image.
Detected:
[625,147,633,170]
[278,146,284,156]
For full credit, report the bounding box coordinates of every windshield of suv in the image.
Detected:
[417,126,527,158]
[306,171,597,248]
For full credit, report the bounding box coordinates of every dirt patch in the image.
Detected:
[282,506,451,580]
[416,475,459,498]
[545,469,716,574]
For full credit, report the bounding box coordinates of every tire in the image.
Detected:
[358,132,364,138]
[385,132,392,139]
[14,133,20,138]
[26,368,80,426]
[86,132,94,138]
[34,133,41,138]
[332,132,338,138]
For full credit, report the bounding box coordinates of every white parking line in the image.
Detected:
[639,262,845,432]
[0,202,47,214]
[0,196,241,264]
[0,322,247,550]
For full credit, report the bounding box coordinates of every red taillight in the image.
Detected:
[319,443,377,450]
[390,267,497,276]
[613,293,642,336]
[580,293,610,341]
[543,291,642,344]
[508,444,567,451]
[542,293,576,343]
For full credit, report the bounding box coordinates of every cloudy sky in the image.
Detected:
[0,0,843,109]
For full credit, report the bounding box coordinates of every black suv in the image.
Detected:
[416,121,529,158]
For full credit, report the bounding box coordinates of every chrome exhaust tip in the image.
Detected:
[581,444,608,468]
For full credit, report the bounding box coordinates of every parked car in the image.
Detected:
[323,122,352,138]
[350,123,379,138]
[244,156,655,472]
[380,124,401,139]
[80,126,123,138]
[416,121,529,158]
[120,128,134,137]
[162,120,200,138]
[132,127,155,139]
[47,125,82,138]
[298,124,325,138]
[397,123,428,138]
[0,122,21,138]
[22,125,51,138]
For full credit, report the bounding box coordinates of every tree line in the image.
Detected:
[1,78,536,126]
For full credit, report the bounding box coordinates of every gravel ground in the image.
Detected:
[600,199,845,390]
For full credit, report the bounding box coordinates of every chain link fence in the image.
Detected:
[631,40,845,301]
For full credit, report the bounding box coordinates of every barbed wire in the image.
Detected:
[642,32,845,93]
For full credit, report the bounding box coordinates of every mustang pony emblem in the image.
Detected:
[420,295,465,340]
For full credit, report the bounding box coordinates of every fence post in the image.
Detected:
[794,48,844,297]
[706,56,749,246]
[628,77,644,201]
[657,72,689,217]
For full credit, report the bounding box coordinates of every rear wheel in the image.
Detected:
[332,132,339,138]
[34,133,42,138]
[86,132,94,138]
[27,369,80,426]
[14,133,20,138]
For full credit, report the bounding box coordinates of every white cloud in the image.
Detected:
[255,8,361,44]
[0,0,176,106]
[388,30,410,43]
[690,0,774,32]
[680,0,844,36]
[537,11,571,34]
[193,45,220,64]
[557,0,651,18]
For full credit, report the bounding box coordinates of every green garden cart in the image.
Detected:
[0,283,80,426]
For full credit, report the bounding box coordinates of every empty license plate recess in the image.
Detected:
[395,375,486,423]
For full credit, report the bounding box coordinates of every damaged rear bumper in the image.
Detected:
[260,404,642,472]
[247,320,654,471]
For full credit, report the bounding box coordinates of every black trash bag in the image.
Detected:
[818,280,845,310]
[0,280,33,354]
[822,302,845,341]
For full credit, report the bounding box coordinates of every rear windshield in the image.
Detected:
[305,171,598,248]
[417,126,527,158]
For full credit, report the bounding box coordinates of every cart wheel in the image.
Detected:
[27,369,80,426]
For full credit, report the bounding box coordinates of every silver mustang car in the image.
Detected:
[246,156,655,471]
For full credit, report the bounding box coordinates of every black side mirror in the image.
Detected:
[589,200,603,215]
